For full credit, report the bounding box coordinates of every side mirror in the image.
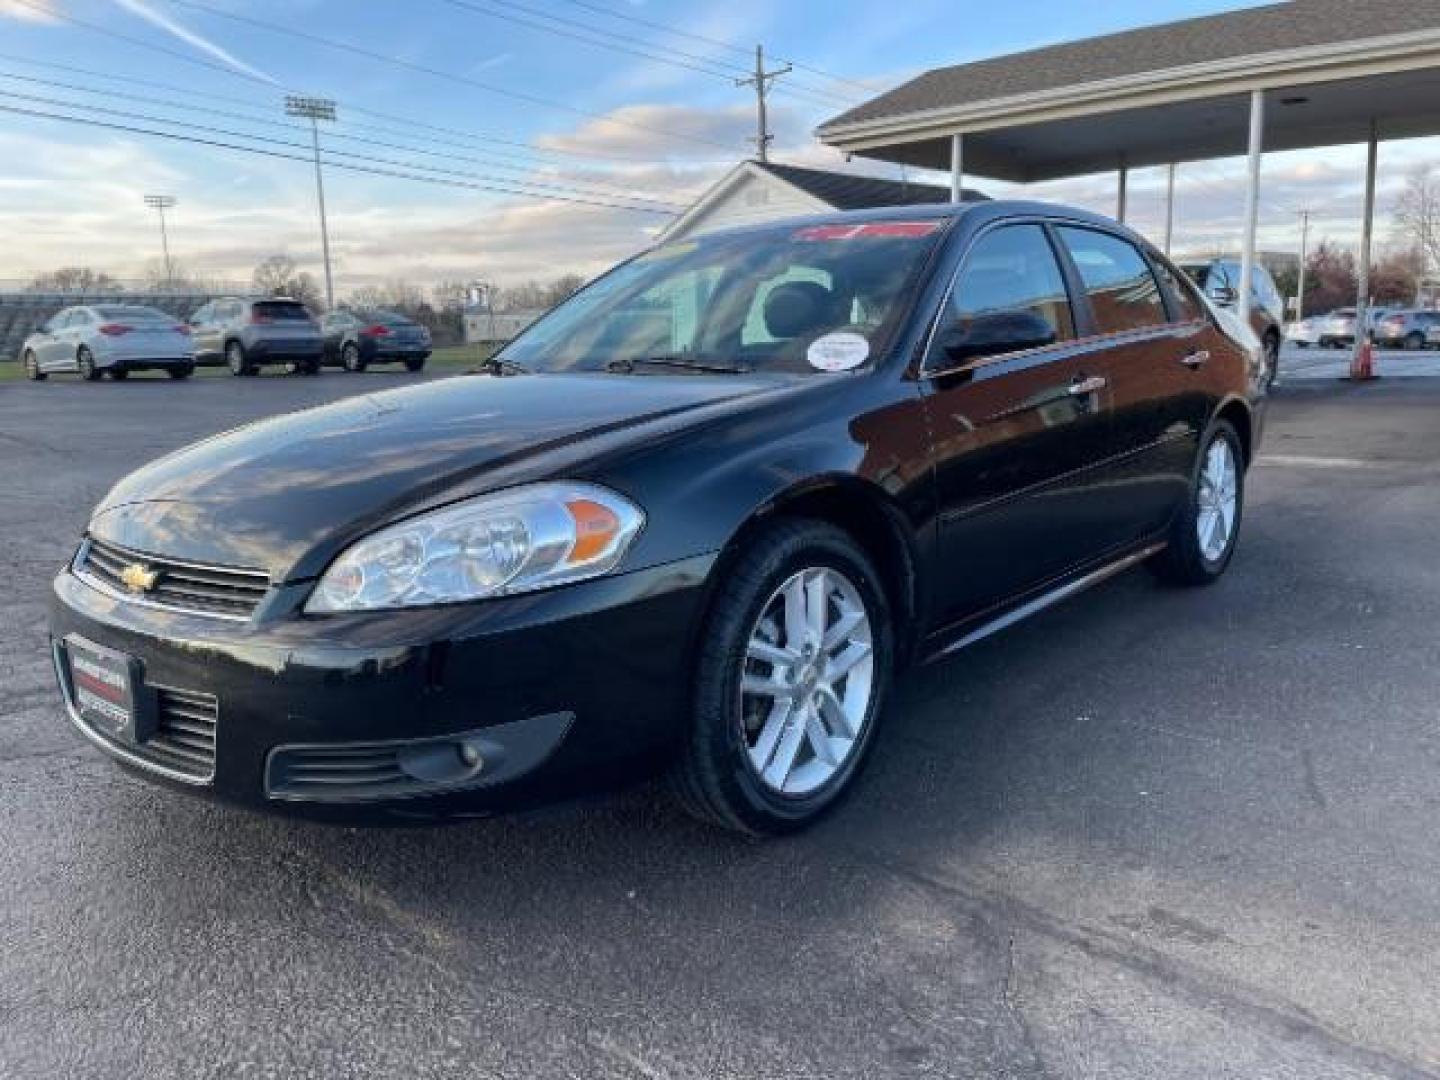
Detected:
[1207,285,1238,307]
[937,310,1057,365]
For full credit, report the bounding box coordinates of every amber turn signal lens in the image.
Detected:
[565,499,621,563]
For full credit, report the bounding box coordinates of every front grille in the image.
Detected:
[145,686,219,780]
[80,537,269,620]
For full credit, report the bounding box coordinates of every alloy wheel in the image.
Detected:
[1196,438,1238,562]
[738,566,875,796]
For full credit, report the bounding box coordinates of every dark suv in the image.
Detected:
[1180,259,1283,386]
[321,309,432,372]
[188,297,325,375]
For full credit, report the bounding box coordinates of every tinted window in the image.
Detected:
[1151,258,1204,323]
[937,224,1073,358]
[253,301,311,321]
[1059,227,1167,334]
[95,305,170,321]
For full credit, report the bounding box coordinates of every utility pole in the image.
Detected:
[1295,209,1311,320]
[143,194,176,286]
[285,95,337,309]
[735,45,790,162]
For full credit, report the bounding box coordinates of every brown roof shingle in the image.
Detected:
[820,0,1440,131]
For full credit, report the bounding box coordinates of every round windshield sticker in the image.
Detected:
[807,332,869,372]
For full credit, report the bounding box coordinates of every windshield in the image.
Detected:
[497,219,947,375]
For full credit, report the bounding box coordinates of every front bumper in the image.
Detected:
[48,553,714,822]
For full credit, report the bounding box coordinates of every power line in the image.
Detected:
[549,0,882,98]
[0,96,682,213]
[442,0,859,109]
[0,70,692,205]
[157,0,735,149]
[0,51,726,168]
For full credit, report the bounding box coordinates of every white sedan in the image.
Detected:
[1286,316,1323,348]
[22,304,197,381]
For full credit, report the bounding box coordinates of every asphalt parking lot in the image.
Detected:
[2,366,1438,1079]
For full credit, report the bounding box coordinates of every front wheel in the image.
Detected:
[1150,420,1245,587]
[1406,331,1425,351]
[109,367,129,381]
[77,347,101,381]
[226,341,255,376]
[23,350,45,381]
[1263,334,1279,389]
[671,519,893,835]
[341,343,366,372]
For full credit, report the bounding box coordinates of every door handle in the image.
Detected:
[1180,349,1210,369]
[1068,374,1108,396]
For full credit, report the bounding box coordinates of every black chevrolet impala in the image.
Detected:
[49,202,1264,834]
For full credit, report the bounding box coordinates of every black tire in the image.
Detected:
[1405,331,1425,351]
[404,356,426,373]
[284,357,319,376]
[1262,333,1279,389]
[670,518,894,836]
[109,367,129,381]
[23,350,45,381]
[1149,419,1245,587]
[77,347,101,381]
[226,340,255,376]
[341,343,366,373]
[167,364,194,380]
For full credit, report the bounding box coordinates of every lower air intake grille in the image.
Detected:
[146,686,219,780]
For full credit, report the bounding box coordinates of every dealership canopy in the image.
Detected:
[817,0,1440,343]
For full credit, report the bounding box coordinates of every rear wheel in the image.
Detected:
[23,350,45,381]
[167,363,194,380]
[226,340,255,376]
[404,355,426,373]
[109,367,129,381]
[1150,420,1244,587]
[671,518,893,835]
[77,347,101,381]
[341,343,366,372]
[1405,331,1425,351]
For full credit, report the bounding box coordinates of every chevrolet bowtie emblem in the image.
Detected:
[119,562,160,594]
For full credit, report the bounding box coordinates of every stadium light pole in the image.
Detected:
[143,194,177,286]
[285,95,337,309]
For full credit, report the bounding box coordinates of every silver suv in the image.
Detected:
[1372,309,1440,350]
[188,297,324,376]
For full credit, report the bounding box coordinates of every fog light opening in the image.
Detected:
[396,739,486,785]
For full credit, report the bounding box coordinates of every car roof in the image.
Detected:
[681,199,1136,246]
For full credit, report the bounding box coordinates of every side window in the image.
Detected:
[929,224,1074,366]
[1152,257,1204,323]
[1059,227,1167,334]
[190,303,212,324]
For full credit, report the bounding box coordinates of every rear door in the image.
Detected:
[1054,226,1212,540]
[922,221,1119,626]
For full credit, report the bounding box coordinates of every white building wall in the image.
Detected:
[664,170,829,242]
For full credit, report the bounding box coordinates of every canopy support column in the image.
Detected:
[949,134,964,203]
[1163,163,1176,255]
[1238,90,1265,330]
[1117,160,1128,222]
[1354,121,1379,368]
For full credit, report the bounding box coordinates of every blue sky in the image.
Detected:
[0,0,1433,292]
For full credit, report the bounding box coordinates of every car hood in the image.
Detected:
[89,373,775,581]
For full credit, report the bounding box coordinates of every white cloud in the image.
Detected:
[113,0,280,86]
[0,0,59,20]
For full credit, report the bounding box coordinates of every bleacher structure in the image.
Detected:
[0,290,257,362]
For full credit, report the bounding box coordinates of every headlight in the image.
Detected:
[305,482,644,613]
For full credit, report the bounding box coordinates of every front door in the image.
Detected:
[922,222,1119,628]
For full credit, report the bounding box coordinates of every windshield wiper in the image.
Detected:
[607,355,751,375]
[474,355,528,376]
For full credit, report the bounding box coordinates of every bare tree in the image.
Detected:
[252,255,324,310]
[28,266,121,293]
[1394,165,1440,281]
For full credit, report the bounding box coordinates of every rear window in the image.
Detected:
[95,306,171,321]
[253,301,312,321]
[1057,227,1168,334]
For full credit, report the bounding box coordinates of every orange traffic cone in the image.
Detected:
[1349,339,1377,381]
